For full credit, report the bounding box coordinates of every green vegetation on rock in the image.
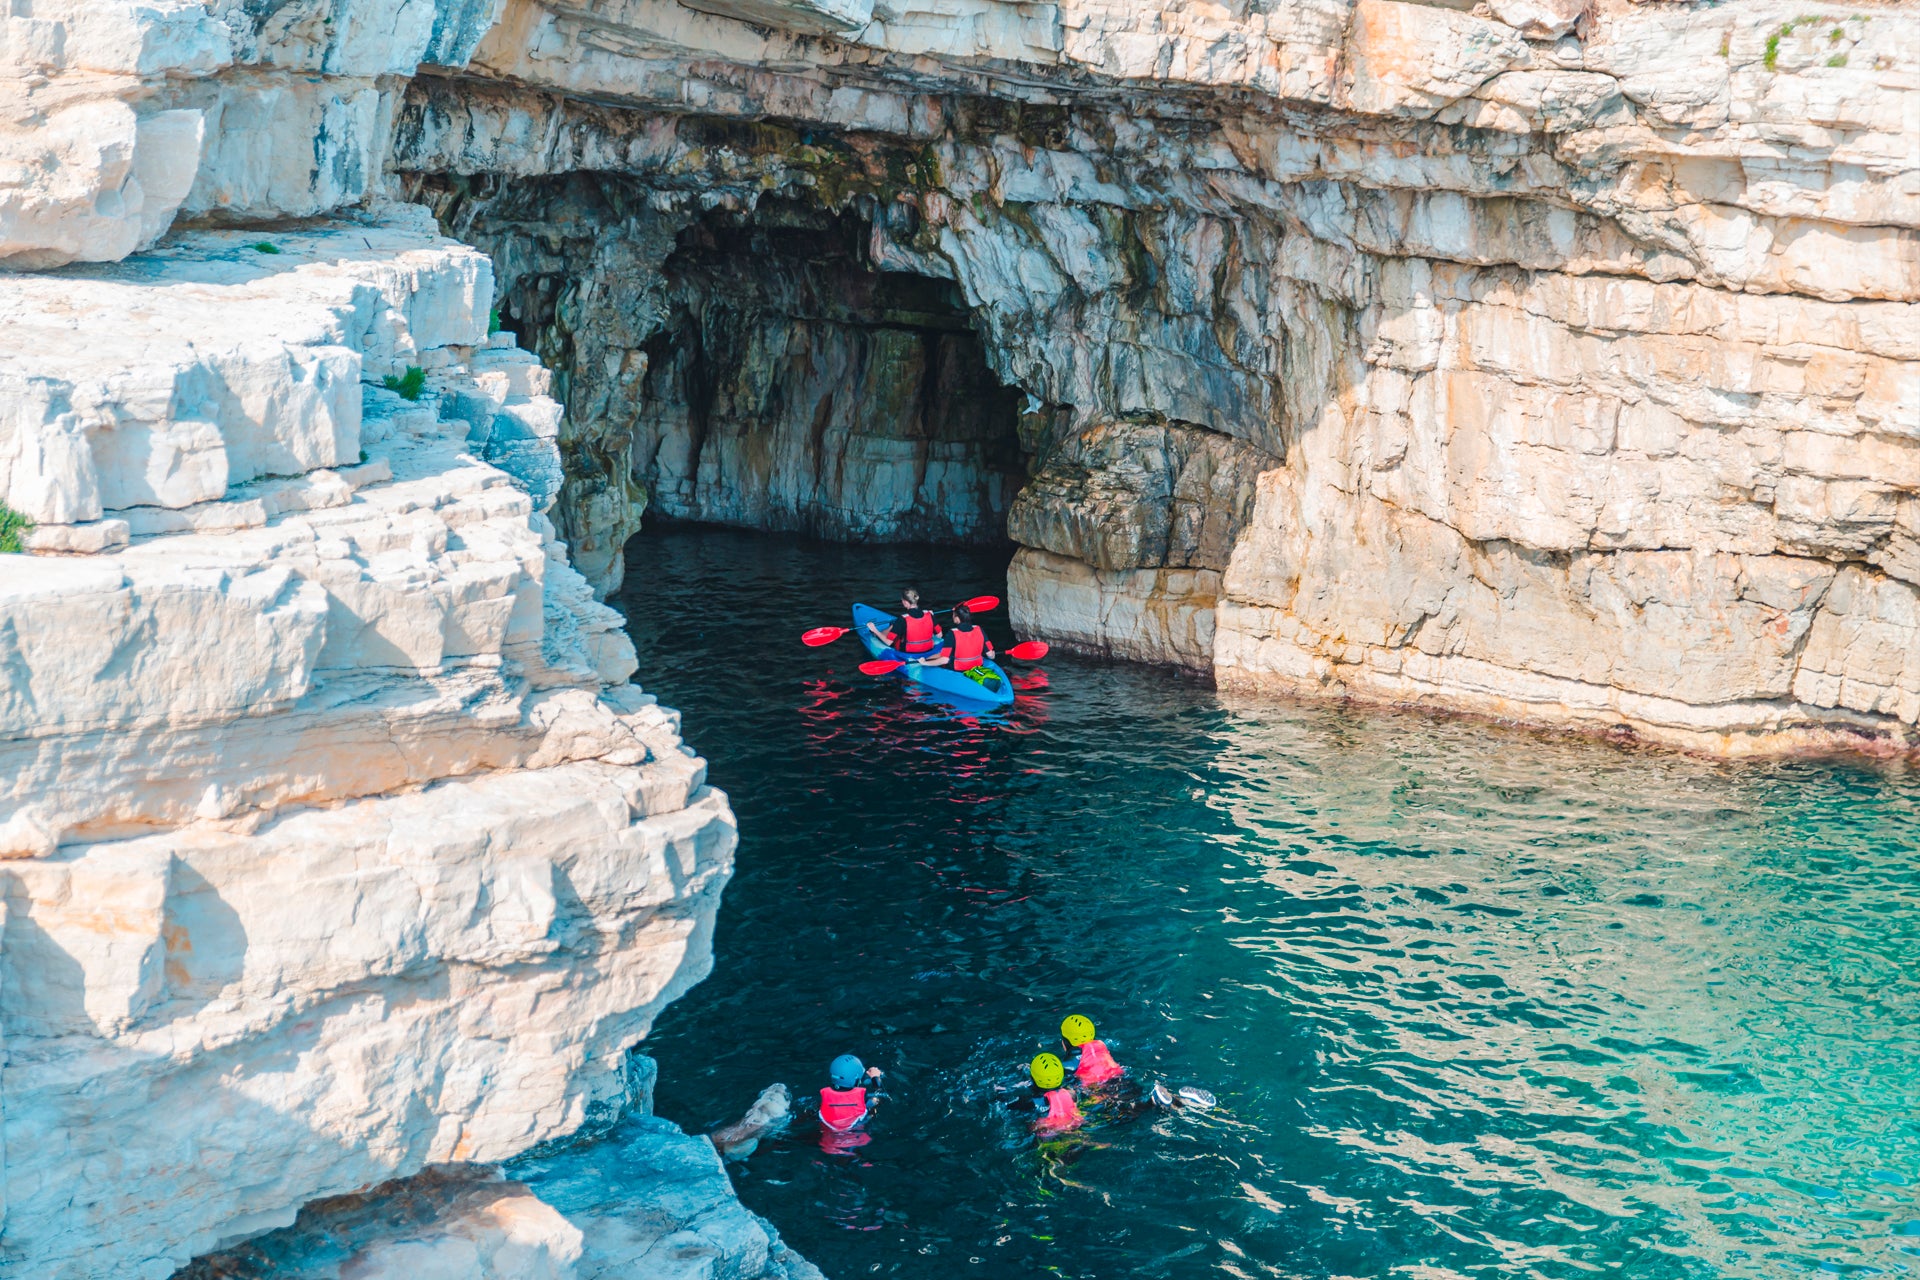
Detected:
[0,504,33,553]
[383,366,428,401]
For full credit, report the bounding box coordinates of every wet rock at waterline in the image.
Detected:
[177,1085,818,1280]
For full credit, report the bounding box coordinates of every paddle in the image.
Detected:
[859,659,906,676]
[803,596,997,647]
[1004,640,1049,661]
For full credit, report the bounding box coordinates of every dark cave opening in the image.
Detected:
[631,201,1026,547]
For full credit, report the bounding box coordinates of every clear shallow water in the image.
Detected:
[614,527,1920,1280]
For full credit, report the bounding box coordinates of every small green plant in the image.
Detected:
[382,366,427,401]
[1718,33,1730,56]
[252,241,280,254]
[0,503,33,554]
[1830,26,1844,40]
[488,306,502,334]
[358,448,369,464]
[1764,30,1783,68]
[1828,51,1848,65]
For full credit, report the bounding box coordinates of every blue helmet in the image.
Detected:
[829,1054,865,1090]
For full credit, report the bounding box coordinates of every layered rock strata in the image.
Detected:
[388,0,1920,753]
[0,214,742,1278]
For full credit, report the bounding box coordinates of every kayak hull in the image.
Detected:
[852,603,1016,707]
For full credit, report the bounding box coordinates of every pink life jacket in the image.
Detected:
[1035,1087,1082,1132]
[899,609,938,654]
[1075,1039,1123,1086]
[951,626,987,672]
[819,1085,868,1132]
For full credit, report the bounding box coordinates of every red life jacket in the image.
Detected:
[951,625,987,672]
[819,1085,868,1132]
[1075,1039,1122,1086]
[1036,1087,1082,1132]
[899,609,937,654]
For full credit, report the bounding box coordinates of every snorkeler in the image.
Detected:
[1021,1053,1084,1133]
[1060,1014,1123,1086]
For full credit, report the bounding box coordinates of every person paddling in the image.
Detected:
[818,1053,885,1151]
[1021,1053,1083,1133]
[1060,1014,1124,1087]
[866,588,944,661]
[947,602,996,674]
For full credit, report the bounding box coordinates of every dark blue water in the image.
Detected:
[617,527,1920,1280]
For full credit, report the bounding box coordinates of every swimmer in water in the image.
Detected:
[1059,1014,1124,1087]
[818,1053,885,1150]
[1020,1053,1083,1133]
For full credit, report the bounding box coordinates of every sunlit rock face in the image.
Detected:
[0,216,740,1279]
[381,0,1920,750]
[2,0,1919,1266]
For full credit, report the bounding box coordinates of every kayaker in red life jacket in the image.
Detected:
[818,1053,885,1151]
[1060,1014,1124,1087]
[1022,1053,1083,1133]
[947,602,996,673]
[865,588,945,662]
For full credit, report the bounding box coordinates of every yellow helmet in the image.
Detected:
[1029,1053,1065,1090]
[1060,1015,1096,1047]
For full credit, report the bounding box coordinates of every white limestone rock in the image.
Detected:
[0,213,741,1279]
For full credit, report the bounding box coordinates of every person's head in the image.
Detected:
[1060,1014,1096,1053]
[829,1054,865,1090]
[901,588,921,610]
[1029,1053,1065,1091]
[952,602,972,628]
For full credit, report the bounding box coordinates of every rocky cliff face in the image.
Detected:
[0,209,757,1278]
[1,0,1917,1271]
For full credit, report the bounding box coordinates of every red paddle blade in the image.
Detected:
[801,626,848,647]
[964,595,1001,613]
[859,659,905,676]
[1005,640,1050,661]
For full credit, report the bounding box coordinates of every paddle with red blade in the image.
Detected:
[801,596,998,647]
[1004,641,1049,661]
[859,659,906,676]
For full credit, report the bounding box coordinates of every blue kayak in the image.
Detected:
[852,603,1016,707]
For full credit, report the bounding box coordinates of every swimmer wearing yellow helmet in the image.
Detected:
[1023,1053,1083,1132]
[1059,1014,1124,1086]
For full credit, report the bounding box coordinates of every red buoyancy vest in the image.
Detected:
[819,1086,869,1132]
[951,626,987,672]
[1036,1087,1082,1132]
[900,610,937,653]
[1075,1039,1122,1086]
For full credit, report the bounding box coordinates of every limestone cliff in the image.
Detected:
[1,0,1918,1270]
[0,207,769,1278]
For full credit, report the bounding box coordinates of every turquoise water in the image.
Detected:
[618,527,1920,1279]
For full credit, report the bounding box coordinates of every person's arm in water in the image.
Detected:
[863,1066,887,1112]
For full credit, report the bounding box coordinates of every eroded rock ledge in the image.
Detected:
[0,213,753,1279]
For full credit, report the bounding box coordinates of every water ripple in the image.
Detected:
[602,528,1920,1280]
